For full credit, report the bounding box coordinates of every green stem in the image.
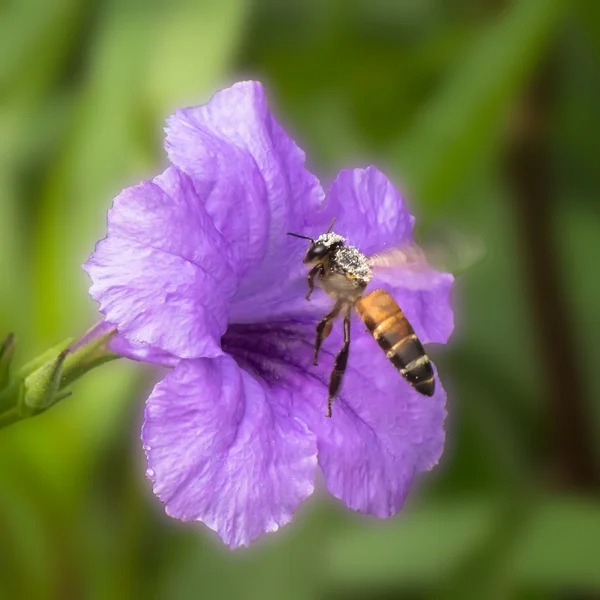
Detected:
[17,337,74,379]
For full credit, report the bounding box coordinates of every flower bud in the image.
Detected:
[21,349,69,414]
[0,324,119,428]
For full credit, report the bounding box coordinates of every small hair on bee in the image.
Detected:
[287,232,314,242]
[326,218,336,233]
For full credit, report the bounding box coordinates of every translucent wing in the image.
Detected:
[369,234,485,276]
[367,245,432,291]
[368,245,430,272]
[367,235,485,291]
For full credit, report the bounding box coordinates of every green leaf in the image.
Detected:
[0,468,58,599]
[510,497,600,590]
[430,493,536,600]
[0,0,87,100]
[393,0,567,213]
[157,501,349,600]
[576,0,600,61]
[0,0,90,341]
[325,500,497,588]
[144,0,250,118]
[326,496,600,593]
[0,176,24,334]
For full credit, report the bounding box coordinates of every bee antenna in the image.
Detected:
[287,232,314,242]
[326,217,336,233]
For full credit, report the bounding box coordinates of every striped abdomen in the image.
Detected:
[356,289,435,396]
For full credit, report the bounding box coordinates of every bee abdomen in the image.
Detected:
[356,289,435,396]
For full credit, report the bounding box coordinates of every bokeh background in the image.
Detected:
[1,0,600,598]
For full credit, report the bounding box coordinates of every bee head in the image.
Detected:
[303,233,345,264]
[287,230,346,265]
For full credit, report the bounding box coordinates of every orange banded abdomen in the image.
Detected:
[356,289,435,396]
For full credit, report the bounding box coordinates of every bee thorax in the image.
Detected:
[332,245,372,285]
[315,232,346,247]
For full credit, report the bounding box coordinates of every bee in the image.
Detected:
[288,220,435,417]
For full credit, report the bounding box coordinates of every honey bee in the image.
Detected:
[288,221,435,417]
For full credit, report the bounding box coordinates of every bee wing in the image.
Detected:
[369,234,485,276]
[425,233,486,276]
[368,235,484,290]
[367,245,436,291]
[368,245,429,272]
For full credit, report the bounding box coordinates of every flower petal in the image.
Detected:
[301,334,447,517]
[110,335,179,367]
[84,167,239,359]
[165,81,330,319]
[222,321,446,520]
[142,355,318,548]
[323,167,415,254]
[321,167,454,343]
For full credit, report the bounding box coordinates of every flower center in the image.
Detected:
[221,321,327,390]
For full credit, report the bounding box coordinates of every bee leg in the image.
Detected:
[327,306,351,418]
[313,300,343,366]
[305,264,322,301]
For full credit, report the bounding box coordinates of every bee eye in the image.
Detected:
[304,243,328,263]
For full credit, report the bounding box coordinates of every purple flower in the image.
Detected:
[84,81,454,548]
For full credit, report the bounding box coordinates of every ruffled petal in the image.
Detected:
[84,167,239,359]
[323,167,415,254]
[142,355,318,548]
[222,320,446,520]
[165,80,330,320]
[301,334,446,517]
[320,167,454,343]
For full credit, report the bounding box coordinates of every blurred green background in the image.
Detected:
[1,0,600,598]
